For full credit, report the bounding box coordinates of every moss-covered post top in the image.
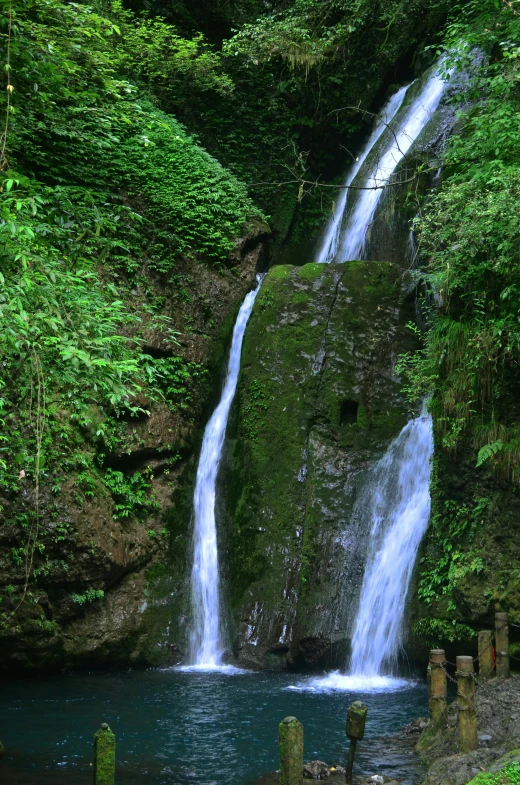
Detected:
[346,701,367,740]
[279,716,303,785]
[94,723,116,785]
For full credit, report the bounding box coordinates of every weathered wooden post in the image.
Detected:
[345,701,367,785]
[94,723,116,785]
[495,612,510,680]
[478,631,494,679]
[429,649,447,728]
[456,656,477,753]
[279,716,303,785]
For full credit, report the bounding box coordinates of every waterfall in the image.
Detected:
[316,62,447,264]
[348,412,434,680]
[316,85,409,264]
[187,276,264,670]
[295,412,433,693]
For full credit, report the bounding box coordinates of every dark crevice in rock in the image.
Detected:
[340,399,359,426]
[142,345,178,359]
[104,446,188,473]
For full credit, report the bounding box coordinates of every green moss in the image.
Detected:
[292,292,309,304]
[222,260,417,655]
[268,264,292,281]
[467,760,520,784]
[94,724,116,785]
[278,717,304,785]
[297,262,325,280]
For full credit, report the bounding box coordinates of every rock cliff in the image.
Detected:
[219,260,420,669]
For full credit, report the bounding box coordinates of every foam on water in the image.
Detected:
[287,672,413,693]
[175,664,249,675]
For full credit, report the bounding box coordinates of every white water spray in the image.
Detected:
[188,277,264,669]
[316,85,409,264]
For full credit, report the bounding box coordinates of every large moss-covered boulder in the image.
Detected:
[220,260,419,669]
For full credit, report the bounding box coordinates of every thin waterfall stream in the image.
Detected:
[186,276,264,670]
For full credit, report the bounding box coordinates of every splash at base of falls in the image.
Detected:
[294,412,433,690]
[174,664,249,675]
[287,672,414,693]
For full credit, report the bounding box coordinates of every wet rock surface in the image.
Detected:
[418,675,520,784]
[221,260,419,669]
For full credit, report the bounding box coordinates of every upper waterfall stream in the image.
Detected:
[316,62,447,264]
[187,276,264,670]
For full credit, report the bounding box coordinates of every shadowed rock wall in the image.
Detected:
[219,260,420,669]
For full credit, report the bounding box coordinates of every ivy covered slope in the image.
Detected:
[0,0,266,671]
[403,0,520,655]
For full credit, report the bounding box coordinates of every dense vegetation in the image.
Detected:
[0,0,262,627]
[1,0,519,668]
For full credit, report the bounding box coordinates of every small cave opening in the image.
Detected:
[340,399,359,426]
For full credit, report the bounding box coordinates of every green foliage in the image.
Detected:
[110,0,234,101]
[71,588,105,605]
[417,478,490,610]
[114,105,262,267]
[0,0,261,619]
[103,468,159,520]
[468,761,520,785]
[225,0,446,71]
[413,616,476,645]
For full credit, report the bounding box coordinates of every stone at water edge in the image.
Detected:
[0,739,4,758]
[303,760,331,779]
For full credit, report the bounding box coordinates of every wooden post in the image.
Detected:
[279,716,303,785]
[495,612,510,680]
[456,656,477,753]
[478,631,494,679]
[345,701,367,785]
[429,649,447,728]
[94,723,115,785]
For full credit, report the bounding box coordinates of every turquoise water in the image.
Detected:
[0,670,427,784]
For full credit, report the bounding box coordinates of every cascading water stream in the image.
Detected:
[187,276,264,670]
[295,62,448,691]
[316,62,447,264]
[348,412,434,682]
[316,84,409,264]
[297,412,434,692]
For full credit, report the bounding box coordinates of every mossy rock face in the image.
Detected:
[219,260,419,669]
